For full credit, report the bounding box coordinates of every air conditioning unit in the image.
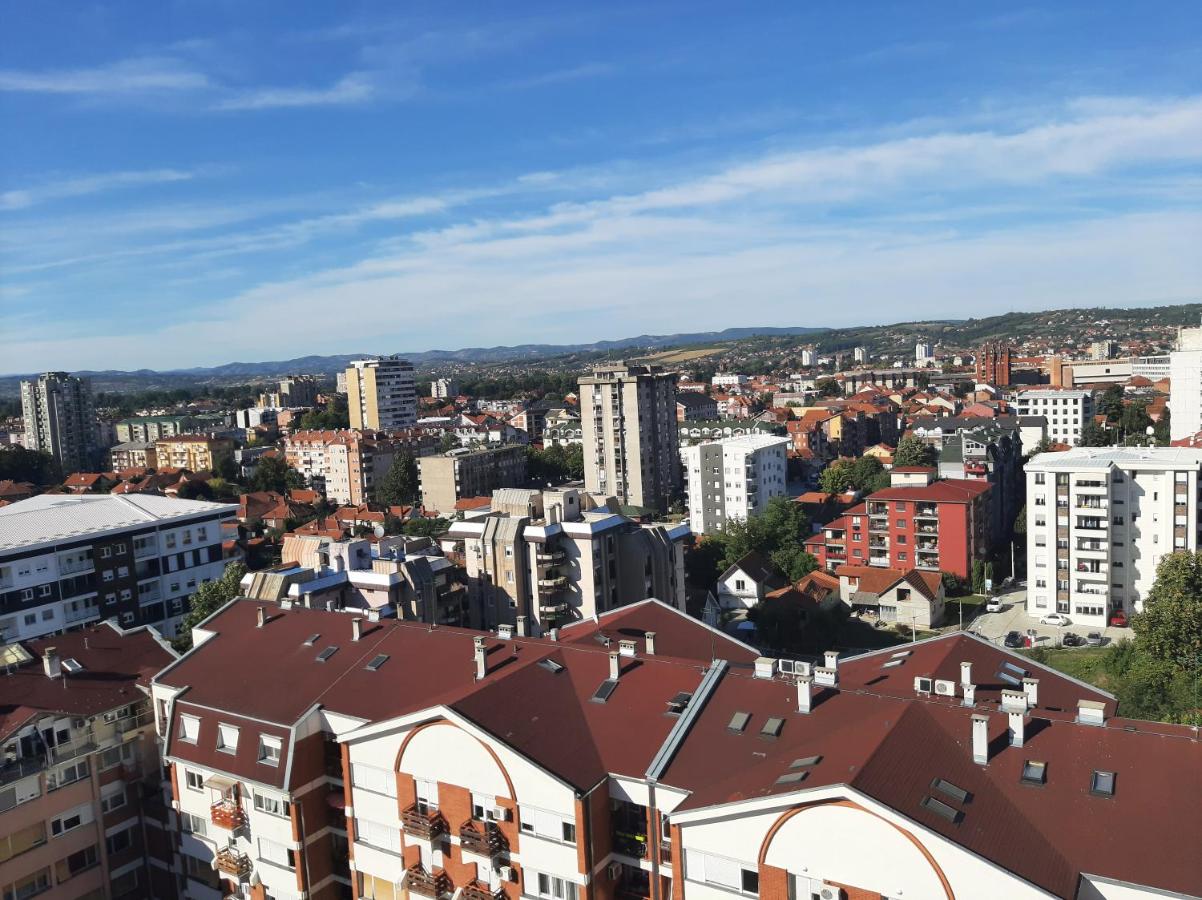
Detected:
[778,659,796,675]
[818,885,844,900]
[489,806,512,822]
[496,866,515,882]
[934,679,956,697]
[606,863,622,880]
[914,676,933,694]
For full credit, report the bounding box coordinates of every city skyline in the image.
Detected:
[3,2,1201,370]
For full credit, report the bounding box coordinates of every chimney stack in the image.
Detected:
[754,657,776,679]
[824,650,839,671]
[797,676,813,715]
[960,661,972,686]
[1009,711,1025,748]
[1022,677,1039,708]
[43,647,61,679]
[1077,699,1107,727]
[645,631,656,655]
[473,636,487,681]
[516,615,528,638]
[498,624,514,640]
[962,683,976,706]
[548,628,559,642]
[619,639,637,658]
[256,606,266,628]
[971,714,989,765]
[351,618,362,641]
[609,652,621,681]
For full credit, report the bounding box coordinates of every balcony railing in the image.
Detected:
[459,821,506,858]
[462,880,504,900]
[613,831,648,859]
[401,804,447,841]
[915,506,938,519]
[58,557,95,575]
[210,799,247,831]
[407,865,452,899]
[215,848,252,879]
[537,576,568,589]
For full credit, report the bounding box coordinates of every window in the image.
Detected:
[258,735,281,766]
[254,794,291,818]
[1020,760,1047,786]
[48,760,89,791]
[1090,770,1116,797]
[532,872,580,900]
[99,743,133,771]
[101,547,112,559]
[55,845,98,881]
[105,826,132,855]
[3,868,49,900]
[180,813,206,837]
[179,714,200,744]
[350,763,395,797]
[165,533,176,549]
[354,818,401,853]
[0,822,46,863]
[117,566,129,578]
[562,821,576,844]
[217,723,239,753]
[257,836,296,869]
[111,869,139,896]
[100,784,127,814]
[519,806,577,844]
[185,769,204,791]
[50,805,92,837]
[102,571,114,583]
[471,793,493,821]
[685,850,759,896]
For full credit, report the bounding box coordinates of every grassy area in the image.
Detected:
[1018,646,1118,691]
[637,347,725,364]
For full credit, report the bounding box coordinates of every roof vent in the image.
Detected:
[824,650,839,670]
[1022,677,1039,708]
[42,647,61,679]
[814,666,838,688]
[971,714,989,765]
[1077,699,1106,727]
[256,606,266,628]
[1000,689,1029,714]
[644,631,656,655]
[754,657,776,679]
[474,636,487,681]
[609,651,621,681]
[498,624,514,639]
[351,618,363,642]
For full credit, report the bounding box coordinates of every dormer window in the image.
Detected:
[259,736,282,766]
[217,724,239,754]
[179,714,199,744]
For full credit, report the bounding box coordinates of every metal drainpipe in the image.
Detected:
[646,781,660,900]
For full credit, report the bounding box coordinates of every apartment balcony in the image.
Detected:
[210,799,247,831]
[215,848,252,879]
[1075,519,1108,533]
[1075,564,1107,580]
[1075,540,1107,555]
[462,880,504,900]
[869,553,889,567]
[407,865,452,900]
[540,601,569,616]
[401,804,447,841]
[459,821,506,859]
[535,550,566,564]
[915,505,938,520]
[58,557,95,576]
[0,753,46,789]
[866,502,889,517]
[868,538,888,550]
[1073,584,1108,597]
[613,831,649,859]
[63,603,100,625]
[537,576,568,589]
[916,540,938,551]
[916,524,938,535]
[916,558,940,572]
[825,546,846,560]
[1075,499,1108,511]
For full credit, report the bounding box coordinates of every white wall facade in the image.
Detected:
[1013,391,1093,446]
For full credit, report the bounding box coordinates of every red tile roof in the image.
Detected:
[868,478,991,503]
[558,599,759,665]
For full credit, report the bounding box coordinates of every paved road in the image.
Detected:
[968,586,1133,648]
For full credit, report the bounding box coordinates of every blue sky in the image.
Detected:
[1,1,1200,372]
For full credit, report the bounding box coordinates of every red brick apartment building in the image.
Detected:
[151,596,1199,900]
[807,468,990,580]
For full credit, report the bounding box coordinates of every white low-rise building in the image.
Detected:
[1013,389,1094,446]
[680,434,790,535]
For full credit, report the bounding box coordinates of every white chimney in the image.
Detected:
[516,615,528,638]
[1022,677,1039,708]
[1008,711,1025,748]
[43,647,61,679]
[474,636,487,680]
[824,650,839,671]
[351,618,362,641]
[645,631,657,655]
[971,714,989,765]
[1077,699,1107,727]
[962,683,976,706]
[609,652,621,680]
[256,606,266,628]
[548,628,559,642]
[960,661,972,686]
[498,623,514,639]
[619,640,637,658]
[797,676,813,714]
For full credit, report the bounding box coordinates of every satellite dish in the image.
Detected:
[373,525,386,538]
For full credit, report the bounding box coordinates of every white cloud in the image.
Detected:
[0,57,208,94]
[0,169,197,212]
[214,73,376,111]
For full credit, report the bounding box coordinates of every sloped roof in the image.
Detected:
[558,598,759,664]
[719,551,789,590]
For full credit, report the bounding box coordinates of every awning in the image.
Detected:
[204,774,236,791]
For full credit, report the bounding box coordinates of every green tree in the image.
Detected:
[1154,407,1171,446]
[375,451,419,506]
[1098,385,1125,422]
[1134,551,1202,669]
[1118,401,1153,443]
[176,562,247,651]
[971,559,986,595]
[213,454,238,481]
[1079,420,1111,447]
[819,456,890,495]
[0,445,60,485]
[815,377,841,397]
[892,435,935,469]
[684,536,728,587]
[403,517,450,538]
[438,433,460,453]
[1026,436,1056,459]
[176,479,215,501]
[818,462,853,495]
[249,456,304,494]
[716,497,817,582]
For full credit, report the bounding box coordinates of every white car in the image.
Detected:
[985,598,1003,613]
[1040,613,1071,626]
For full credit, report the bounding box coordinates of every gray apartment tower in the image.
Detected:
[19,371,98,475]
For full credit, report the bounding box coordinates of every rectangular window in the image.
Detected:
[257,836,295,868]
[258,735,281,766]
[354,818,401,853]
[179,714,200,743]
[100,784,127,814]
[253,793,291,818]
[48,759,89,791]
[180,813,207,837]
[0,822,46,863]
[351,763,396,797]
[56,844,99,881]
[685,850,760,895]
[531,872,580,900]
[217,723,239,753]
[105,826,133,856]
[50,805,92,837]
[4,868,50,900]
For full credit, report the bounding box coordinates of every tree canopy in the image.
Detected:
[176,562,247,650]
[527,444,584,484]
[1135,551,1202,670]
[249,456,305,494]
[0,445,60,486]
[818,456,890,495]
[685,497,818,586]
[402,517,450,538]
[892,435,936,469]
[375,451,419,506]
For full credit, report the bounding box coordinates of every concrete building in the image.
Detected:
[107,442,157,471]
[1013,389,1093,446]
[1170,325,1202,441]
[0,493,237,641]
[0,622,177,900]
[114,414,230,444]
[19,373,97,475]
[258,375,321,409]
[852,346,868,364]
[1132,354,1171,380]
[680,434,790,535]
[914,341,933,365]
[710,374,748,388]
[674,393,718,422]
[799,346,817,367]
[284,430,415,506]
[445,488,688,633]
[418,446,528,515]
[1090,340,1119,360]
[975,341,1012,387]
[153,597,1202,900]
[154,436,234,473]
[346,357,417,431]
[1025,447,1202,627]
[580,363,679,512]
[431,378,461,399]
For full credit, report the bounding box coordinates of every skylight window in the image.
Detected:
[760,717,784,738]
[774,771,807,786]
[303,634,320,646]
[1090,770,1116,797]
[365,654,389,672]
[316,646,338,662]
[890,650,912,658]
[930,778,970,804]
[590,679,618,704]
[1021,760,1047,786]
[727,711,751,733]
[61,658,84,674]
[666,691,692,715]
[882,659,905,669]
[537,658,564,674]
[919,795,962,824]
[791,755,822,768]
[997,671,1022,687]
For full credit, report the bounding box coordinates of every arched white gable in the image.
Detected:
[399,723,512,800]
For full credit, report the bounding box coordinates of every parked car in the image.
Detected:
[1109,610,1129,627]
[985,597,1003,613]
[1003,630,1024,649]
[1040,613,1071,626]
[1062,633,1085,647]
[1086,632,1104,647]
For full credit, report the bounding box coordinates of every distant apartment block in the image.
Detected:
[114,414,228,444]
[974,341,1012,387]
[680,434,790,535]
[0,494,237,641]
[285,429,414,506]
[107,441,157,471]
[19,372,97,475]
[1170,325,1202,441]
[445,488,687,632]
[431,377,461,399]
[1013,389,1093,446]
[580,363,680,512]
[675,393,718,422]
[346,356,417,431]
[154,435,234,473]
[258,374,321,408]
[914,341,933,364]
[418,445,528,515]
[1025,447,1202,627]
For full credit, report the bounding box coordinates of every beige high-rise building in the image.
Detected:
[284,429,417,505]
[580,363,680,512]
[345,356,417,431]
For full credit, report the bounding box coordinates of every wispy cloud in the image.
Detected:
[495,62,615,91]
[214,72,377,111]
[0,168,198,212]
[0,57,208,94]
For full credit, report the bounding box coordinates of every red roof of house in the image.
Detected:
[868,478,991,503]
[454,496,494,512]
[558,599,759,665]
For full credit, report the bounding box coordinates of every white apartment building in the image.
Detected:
[1013,389,1093,446]
[852,346,868,364]
[284,430,406,506]
[1025,447,1202,627]
[579,364,680,513]
[914,342,933,364]
[1170,325,1202,441]
[680,435,790,535]
[346,356,417,431]
[710,374,748,388]
[1132,354,1170,380]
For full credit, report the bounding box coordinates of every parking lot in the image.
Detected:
[966,586,1133,649]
